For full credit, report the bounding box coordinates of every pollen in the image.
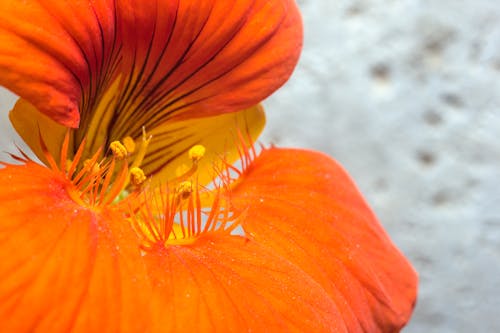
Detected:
[176,180,193,199]
[188,145,206,163]
[83,158,100,174]
[110,141,128,160]
[130,167,146,186]
[122,136,136,154]
[65,159,73,172]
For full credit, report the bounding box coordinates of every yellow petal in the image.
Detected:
[9,98,68,165]
[138,104,265,186]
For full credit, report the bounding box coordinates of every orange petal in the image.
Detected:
[0,162,150,332]
[144,234,344,333]
[113,0,302,129]
[0,0,302,133]
[231,148,418,332]
[0,0,117,127]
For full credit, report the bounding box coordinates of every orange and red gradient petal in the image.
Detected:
[0,0,118,127]
[113,0,302,130]
[0,0,301,133]
[231,148,418,332]
[144,234,344,333]
[0,162,150,332]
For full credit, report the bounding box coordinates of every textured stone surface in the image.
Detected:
[1,1,500,332]
[0,90,25,156]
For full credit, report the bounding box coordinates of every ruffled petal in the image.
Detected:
[144,234,343,333]
[0,0,302,133]
[231,148,418,332]
[0,162,150,332]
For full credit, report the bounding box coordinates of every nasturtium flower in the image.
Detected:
[0,1,417,332]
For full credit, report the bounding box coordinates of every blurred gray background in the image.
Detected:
[1,1,499,332]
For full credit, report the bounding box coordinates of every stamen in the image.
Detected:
[36,130,133,208]
[122,136,136,154]
[176,181,193,200]
[213,129,259,188]
[188,144,206,163]
[121,128,152,190]
[110,141,128,160]
[169,145,208,184]
[65,159,73,172]
[130,127,152,169]
[129,181,240,250]
[130,167,146,186]
[83,159,100,174]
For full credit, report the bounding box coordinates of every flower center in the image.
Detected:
[129,178,240,249]
[64,129,152,208]
[40,126,255,246]
[127,138,258,249]
[126,140,245,249]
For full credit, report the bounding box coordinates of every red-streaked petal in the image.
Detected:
[0,0,117,127]
[0,0,302,133]
[113,0,302,131]
[144,234,343,333]
[231,148,418,332]
[0,162,150,332]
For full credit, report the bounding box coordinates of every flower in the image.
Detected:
[0,1,417,332]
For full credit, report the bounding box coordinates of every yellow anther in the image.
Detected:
[130,167,146,186]
[110,141,128,160]
[122,136,136,154]
[83,159,100,174]
[176,181,193,200]
[188,145,206,163]
[65,159,73,172]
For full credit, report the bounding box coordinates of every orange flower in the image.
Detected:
[0,1,417,332]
